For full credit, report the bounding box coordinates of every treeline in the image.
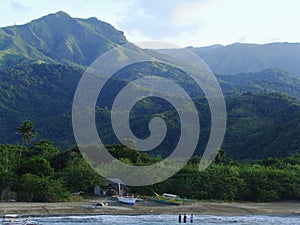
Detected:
[0,140,104,202]
[0,120,299,202]
[135,151,300,202]
[1,138,300,202]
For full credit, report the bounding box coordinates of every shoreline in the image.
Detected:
[1,199,300,217]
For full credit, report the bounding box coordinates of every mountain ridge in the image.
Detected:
[217,68,300,99]
[190,42,300,75]
[1,11,300,77]
[1,12,300,160]
[0,11,127,68]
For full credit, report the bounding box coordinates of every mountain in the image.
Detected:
[217,68,300,99]
[190,42,300,75]
[2,12,300,77]
[0,64,82,145]
[224,93,300,159]
[1,63,300,160]
[1,12,300,160]
[0,11,127,68]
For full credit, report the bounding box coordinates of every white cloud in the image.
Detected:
[118,0,207,40]
[117,0,300,46]
[10,0,30,13]
[0,0,299,47]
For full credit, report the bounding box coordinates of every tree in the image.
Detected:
[18,173,68,202]
[62,157,104,192]
[0,144,19,172]
[17,157,54,177]
[16,120,36,162]
[214,149,227,164]
[28,140,60,160]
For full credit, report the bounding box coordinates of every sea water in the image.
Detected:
[29,214,300,225]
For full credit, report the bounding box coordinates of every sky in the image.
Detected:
[0,0,299,47]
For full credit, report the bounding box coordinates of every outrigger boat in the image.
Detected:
[2,213,39,225]
[116,182,137,205]
[108,178,138,205]
[151,192,183,205]
[117,195,137,205]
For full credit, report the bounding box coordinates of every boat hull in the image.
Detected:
[151,196,182,205]
[117,196,137,205]
[151,193,183,205]
[2,214,38,225]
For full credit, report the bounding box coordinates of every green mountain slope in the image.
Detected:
[1,63,300,160]
[1,12,300,161]
[0,11,127,68]
[0,63,82,144]
[225,93,300,159]
[217,68,300,99]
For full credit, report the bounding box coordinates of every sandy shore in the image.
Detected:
[1,198,299,217]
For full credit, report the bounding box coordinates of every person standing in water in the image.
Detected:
[178,214,182,223]
[183,214,187,223]
[190,214,194,223]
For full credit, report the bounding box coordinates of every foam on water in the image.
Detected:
[30,214,300,225]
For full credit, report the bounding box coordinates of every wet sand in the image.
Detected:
[0,199,299,217]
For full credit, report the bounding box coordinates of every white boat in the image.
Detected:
[2,214,39,225]
[2,214,22,225]
[113,180,137,205]
[117,195,137,205]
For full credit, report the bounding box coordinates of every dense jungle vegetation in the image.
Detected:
[1,121,299,202]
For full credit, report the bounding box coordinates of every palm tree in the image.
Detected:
[16,120,36,162]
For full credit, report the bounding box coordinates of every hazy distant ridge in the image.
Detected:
[191,42,300,75]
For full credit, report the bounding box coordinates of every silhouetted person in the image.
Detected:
[178,214,181,223]
[190,214,194,223]
[183,214,187,223]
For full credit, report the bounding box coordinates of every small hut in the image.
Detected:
[105,178,130,196]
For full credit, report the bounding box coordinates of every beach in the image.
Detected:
[1,198,299,217]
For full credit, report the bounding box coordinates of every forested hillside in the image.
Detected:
[1,11,300,203]
[1,63,300,160]
[217,68,300,99]
[0,11,127,68]
[0,12,300,161]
